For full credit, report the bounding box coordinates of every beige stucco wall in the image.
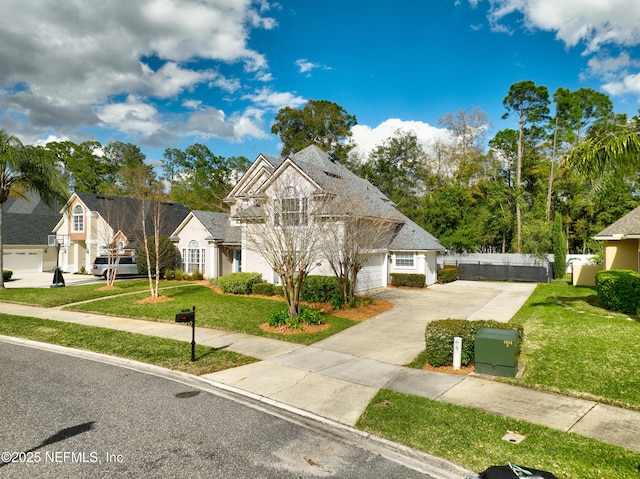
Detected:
[572,264,603,286]
[605,239,639,271]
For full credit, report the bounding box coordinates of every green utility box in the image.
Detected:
[474,327,518,378]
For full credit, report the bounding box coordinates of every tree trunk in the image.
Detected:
[546,116,559,222]
[516,121,524,253]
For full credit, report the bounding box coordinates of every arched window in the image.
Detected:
[183,240,205,274]
[72,205,84,232]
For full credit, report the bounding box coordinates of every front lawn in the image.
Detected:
[0,279,177,307]
[409,282,640,411]
[506,283,640,410]
[64,284,357,345]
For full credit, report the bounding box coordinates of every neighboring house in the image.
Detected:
[593,204,640,272]
[225,144,443,291]
[170,210,241,278]
[53,193,189,273]
[2,191,62,273]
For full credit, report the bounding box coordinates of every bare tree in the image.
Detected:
[129,165,165,298]
[320,191,401,304]
[242,169,328,319]
[95,195,127,287]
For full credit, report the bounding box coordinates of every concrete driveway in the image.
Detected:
[312,281,537,365]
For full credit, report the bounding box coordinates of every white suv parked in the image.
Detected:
[92,256,138,279]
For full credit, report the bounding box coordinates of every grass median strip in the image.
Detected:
[357,389,640,479]
[0,313,257,375]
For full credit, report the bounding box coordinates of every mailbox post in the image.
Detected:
[175,306,196,361]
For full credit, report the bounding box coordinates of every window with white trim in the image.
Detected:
[72,205,84,232]
[184,240,205,274]
[395,252,414,267]
[274,187,308,227]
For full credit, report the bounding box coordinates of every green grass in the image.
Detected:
[0,313,257,375]
[0,279,177,307]
[357,389,640,479]
[64,284,357,345]
[505,283,640,410]
[409,282,640,411]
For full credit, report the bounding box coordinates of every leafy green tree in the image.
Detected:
[45,140,115,193]
[162,144,248,211]
[357,130,426,213]
[0,131,68,287]
[568,119,640,195]
[502,80,550,253]
[103,141,156,196]
[271,100,357,164]
[552,212,567,279]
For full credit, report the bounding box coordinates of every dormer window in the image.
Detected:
[72,204,84,232]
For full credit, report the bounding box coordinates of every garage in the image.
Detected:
[3,249,44,273]
[355,254,386,292]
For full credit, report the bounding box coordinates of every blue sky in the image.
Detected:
[1,0,640,170]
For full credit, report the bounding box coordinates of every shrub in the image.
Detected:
[3,270,12,282]
[437,267,458,283]
[273,285,284,296]
[390,273,426,288]
[424,319,523,367]
[252,282,275,296]
[136,235,177,276]
[190,269,204,281]
[267,306,323,329]
[595,269,640,314]
[217,272,263,294]
[174,269,185,281]
[301,275,341,302]
[267,309,290,327]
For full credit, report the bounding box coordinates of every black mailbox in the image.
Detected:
[175,310,195,323]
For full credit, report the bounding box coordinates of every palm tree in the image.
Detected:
[568,122,640,195]
[0,130,68,288]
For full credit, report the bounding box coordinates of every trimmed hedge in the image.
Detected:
[252,282,275,296]
[424,319,524,367]
[390,273,426,288]
[301,275,340,302]
[437,266,458,283]
[216,272,263,294]
[595,269,640,315]
[3,270,12,282]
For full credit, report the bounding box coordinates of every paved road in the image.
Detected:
[0,341,449,479]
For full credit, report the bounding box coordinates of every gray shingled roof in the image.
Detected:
[75,193,189,248]
[289,145,443,251]
[192,210,240,244]
[594,204,640,238]
[3,191,62,245]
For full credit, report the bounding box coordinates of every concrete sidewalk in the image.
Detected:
[1,280,639,457]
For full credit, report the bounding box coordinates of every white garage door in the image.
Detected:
[355,254,385,292]
[3,250,43,273]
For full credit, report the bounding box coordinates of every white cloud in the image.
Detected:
[350,119,452,160]
[486,0,640,52]
[295,59,332,75]
[98,96,162,136]
[603,72,640,97]
[184,106,270,141]
[242,87,306,110]
[0,0,277,138]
